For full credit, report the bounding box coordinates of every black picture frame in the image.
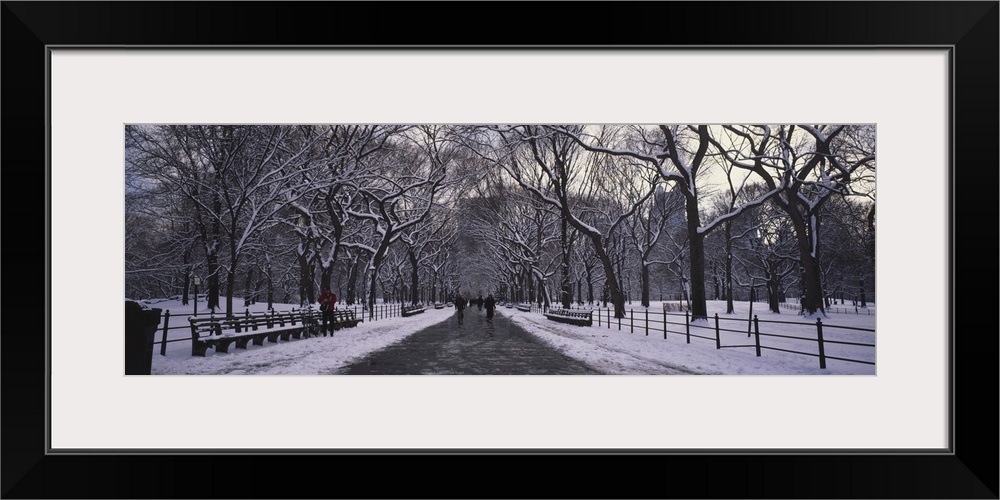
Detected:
[3,2,996,498]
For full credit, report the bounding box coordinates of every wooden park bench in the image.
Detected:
[330,309,363,328]
[188,311,310,357]
[433,303,445,309]
[543,308,593,327]
[187,308,361,357]
[516,303,531,312]
[401,304,426,317]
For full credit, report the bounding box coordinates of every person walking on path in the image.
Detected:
[484,293,496,322]
[477,294,484,311]
[318,287,338,336]
[455,293,467,324]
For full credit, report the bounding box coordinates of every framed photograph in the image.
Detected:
[4,2,996,498]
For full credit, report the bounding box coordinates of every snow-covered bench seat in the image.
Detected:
[187,309,361,356]
[543,308,593,327]
[433,303,446,309]
[401,304,426,317]
[188,310,317,356]
[516,304,531,312]
[330,309,363,329]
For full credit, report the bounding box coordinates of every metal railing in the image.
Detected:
[517,303,875,370]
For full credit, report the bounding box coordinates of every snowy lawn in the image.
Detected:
[146,298,454,375]
[508,300,875,375]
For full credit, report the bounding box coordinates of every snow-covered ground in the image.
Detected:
[142,297,875,375]
[508,300,875,375]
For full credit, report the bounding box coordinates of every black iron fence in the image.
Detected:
[517,303,875,370]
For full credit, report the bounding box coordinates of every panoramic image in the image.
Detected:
[124,124,876,375]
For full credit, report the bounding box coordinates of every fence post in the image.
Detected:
[715,313,721,349]
[618,311,621,331]
[630,309,634,334]
[597,308,601,327]
[645,308,649,336]
[159,310,171,356]
[663,311,667,340]
[816,318,827,369]
[685,310,690,344]
[753,315,761,357]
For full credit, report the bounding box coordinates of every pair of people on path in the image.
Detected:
[454,292,496,323]
[317,287,338,336]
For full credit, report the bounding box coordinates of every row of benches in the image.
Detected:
[187,309,362,356]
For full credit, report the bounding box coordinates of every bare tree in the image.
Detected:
[126,125,328,316]
[348,126,449,310]
[710,125,875,315]
[477,125,659,318]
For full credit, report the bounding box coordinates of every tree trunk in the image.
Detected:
[767,268,780,313]
[368,254,385,309]
[182,249,191,305]
[207,251,220,312]
[713,261,720,301]
[266,262,274,310]
[225,268,236,317]
[790,218,825,316]
[640,263,650,307]
[244,267,254,308]
[538,280,550,307]
[409,249,420,304]
[346,255,360,305]
[298,251,311,307]
[725,222,734,314]
[586,265,594,304]
[686,205,709,320]
[591,236,626,318]
[561,218,572,308]
[320,266,332,294]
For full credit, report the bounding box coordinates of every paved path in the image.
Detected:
[338,307,602,375]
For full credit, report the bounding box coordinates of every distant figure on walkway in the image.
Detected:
[318,287,337,336]
[484,293,496,321]
[476,294,484,311]
[455,293,467,324]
